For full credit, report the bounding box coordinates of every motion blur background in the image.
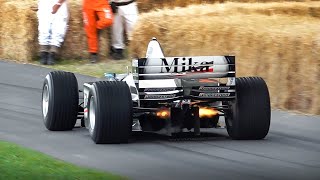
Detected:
[0,0,319,115]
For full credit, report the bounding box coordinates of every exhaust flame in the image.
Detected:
[156,108,218,118]
[156,110,170,118]
[199,108,218,118]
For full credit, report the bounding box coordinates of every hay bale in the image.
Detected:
[129,2,320,115]
[136,0,316,12]
[0,0,38,62]
[229,1,320,18]
[0,1,2,58]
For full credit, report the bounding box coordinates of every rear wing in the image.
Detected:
[133,56,235,80]
[131,56,236,103]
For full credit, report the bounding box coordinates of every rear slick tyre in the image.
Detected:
[42,71,79,131]
[88,81,132,144]
[226,77,271,140]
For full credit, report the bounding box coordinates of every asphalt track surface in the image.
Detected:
[0,60,320,180]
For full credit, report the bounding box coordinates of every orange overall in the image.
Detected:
[83,0,113,53]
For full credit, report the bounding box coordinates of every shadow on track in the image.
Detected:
[130,131,230,143]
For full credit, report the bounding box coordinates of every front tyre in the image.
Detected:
[226,77,271,140]
[88,81,132,144]
[42,71,79,131]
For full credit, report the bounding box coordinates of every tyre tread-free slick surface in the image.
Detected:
[226,77,271,140]
[42,71,79,131]
[89,81,132,144]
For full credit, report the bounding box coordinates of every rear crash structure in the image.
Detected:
[42,38,271,144]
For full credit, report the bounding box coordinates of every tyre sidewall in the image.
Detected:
[88,85,100,142]
[42,74,55,129]
[225,100,239,138]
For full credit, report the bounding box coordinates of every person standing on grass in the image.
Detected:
[36,0,69,65]
[83,0,114,63]
[109,0,139,60]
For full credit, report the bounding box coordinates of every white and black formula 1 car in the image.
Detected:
[42,38,271,144]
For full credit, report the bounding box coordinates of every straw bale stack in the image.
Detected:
[136,0,316,12]
[130,2,320,114]
[0,0,319,62]
[0,0,38,62]
[0,0,318,62]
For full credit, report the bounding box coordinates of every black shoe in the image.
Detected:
[47,52,55,65]
[40,52,48,65]
[110,48,124,60]
[90,53,98,63]
[109,46,116,55]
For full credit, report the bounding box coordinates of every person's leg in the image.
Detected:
[111,3,138,60]
[37,3,51,65]
[123,3,138,59]
[110,9,124,60]
[93,4,113,62]
[38,19,51,47]
[122,2,139,42]
[83,8,98,55]
[111,12,124,49]
[39,45,49,65]
[49,3,69,65]
[84,7,101,63]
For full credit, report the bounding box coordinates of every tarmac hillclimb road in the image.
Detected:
[0,60,320,180]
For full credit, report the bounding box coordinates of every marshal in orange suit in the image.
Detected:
[83,0,113,63]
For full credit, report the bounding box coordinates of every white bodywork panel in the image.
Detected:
[146,37,165,58]
[122,74,139,105]
[83,83,93,129]
[139,79,177,88]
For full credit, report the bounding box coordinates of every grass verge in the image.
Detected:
[33,59,131,78]
[0,140,126,180]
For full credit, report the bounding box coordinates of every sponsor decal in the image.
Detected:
[144,88,176,92]
[199,86,230,91]
[198,93,230,97]
[144,94,176,99]
[160,57,214,73]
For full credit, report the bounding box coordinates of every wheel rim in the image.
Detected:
[225,101,235,128]
[42,84,49,118]
[227,102,234,127]
[89,96,96,132]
